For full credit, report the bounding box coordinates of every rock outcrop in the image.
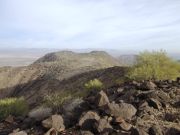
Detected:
[1,79,180,135]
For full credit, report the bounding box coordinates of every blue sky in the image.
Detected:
[0,0,180,52]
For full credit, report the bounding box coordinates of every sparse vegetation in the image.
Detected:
[43,92,73,112]
[85,79,103,91]
[0,97,29,120]
[128,50,180,80]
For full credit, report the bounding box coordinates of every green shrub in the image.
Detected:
[0,97,29,120]
[128,50,180,80]
[84,79,103,91]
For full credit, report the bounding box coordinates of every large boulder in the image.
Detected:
[104,102,137,120]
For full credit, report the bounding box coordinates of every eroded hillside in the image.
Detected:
[0,51,121,101]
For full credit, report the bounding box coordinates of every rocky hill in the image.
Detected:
[0,51,121,101]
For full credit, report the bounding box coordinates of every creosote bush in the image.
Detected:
[0,97,29,120]
[84,79,103,91]
[128,50,180,80]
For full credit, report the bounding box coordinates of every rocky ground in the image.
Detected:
[0,78,180,135]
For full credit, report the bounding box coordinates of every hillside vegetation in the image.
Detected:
[128,50,180,80]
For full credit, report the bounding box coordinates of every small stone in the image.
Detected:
[148,98,162,110]
[9,131,27,135]
[42,115,65,132]
[119,121,132,131]
[95,91,110,107]
[5,115,14,123]
[52,115,65,132]
[95,118,113,133]
[81,131,94,135]
[79,111,100,132]
[149,125,163,135]
[44,128,58,135]
[140,81,157,90]
[42,117,52,129]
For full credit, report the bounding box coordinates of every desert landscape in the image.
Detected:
[0,0,180,135]
[0,50,179,135]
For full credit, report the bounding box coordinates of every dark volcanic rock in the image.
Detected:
[148,98,162,110]
[78,111,100,133]
[165,127,180,135]
[149,125,163,135]
[131,127,148,135]
[139,81,157,90]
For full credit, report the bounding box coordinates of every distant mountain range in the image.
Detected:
[0,48,179,67]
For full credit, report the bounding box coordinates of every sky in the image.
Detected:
[0,0,180,52]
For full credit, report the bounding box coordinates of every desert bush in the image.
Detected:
[0,97,29,120]
[128,50,180,80]
[43,92,72,112]
[84,79,103,91]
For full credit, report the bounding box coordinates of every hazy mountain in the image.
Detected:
[117,55,137,66]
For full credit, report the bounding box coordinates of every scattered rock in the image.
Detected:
[119,121,132,131]
[42,117,52,129]
[131,127,148,135]
[149,125,163,135]
[148,98,162,110]
[81,130,94,135]
[1,79,180,135]
[9,131,27,135]
[95,91,110,107]
[79,111,100,133]
[42,115,65,132]
[105,102,137,120]
[44,128,58,135]
[165,127,180,135]
[5,115,14,124]
[140,81,157,90]
[95,118,113,133]
[52,115,65,132]
[28,107,52,121]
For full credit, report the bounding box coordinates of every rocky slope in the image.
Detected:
[1,79,179,135]
[0,51,121,100]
